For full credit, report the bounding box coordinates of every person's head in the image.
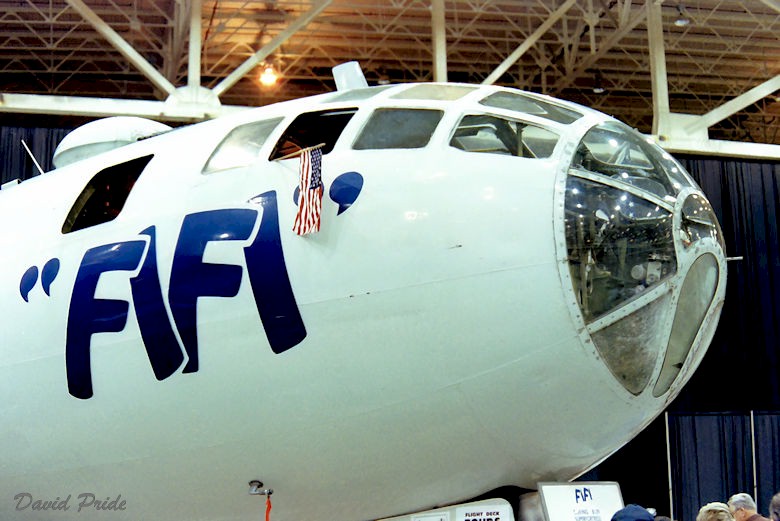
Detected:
[769,492,780,521]
[612,505,655,521]
[728,493,758,521]
[697,502,734,521]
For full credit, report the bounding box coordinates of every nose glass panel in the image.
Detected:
[590,293,672,395]
[680,193,726,251]
[653,253,720,396]
[571,121,696,199]
[564,176,676,322]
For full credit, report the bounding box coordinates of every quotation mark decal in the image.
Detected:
[329,172,364,215]
[20,258,60,302]
[294,171,364,214]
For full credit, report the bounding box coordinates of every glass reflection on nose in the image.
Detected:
[564,176,676,322]
[653,253,720,396]
[680,193,725,250]
[563,120,725,397]
[590,294,672,394]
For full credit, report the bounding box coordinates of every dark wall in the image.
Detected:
[578,416,670,514]
[674,156,780,412]
[0,124,72,182]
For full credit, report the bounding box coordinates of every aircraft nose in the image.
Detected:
[560,122,726,398]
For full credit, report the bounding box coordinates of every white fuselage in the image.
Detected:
[0,84,726,521]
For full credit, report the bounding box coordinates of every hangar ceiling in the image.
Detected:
[0,0,779,150]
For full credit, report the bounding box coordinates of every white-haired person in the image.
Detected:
[769,492,780,521]
[697,502,735,521]
[728,493,770,521]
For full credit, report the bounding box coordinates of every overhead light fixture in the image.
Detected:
[592,71,606,94]
[674,4,691,27]
[259,64,279,87]
[377,68,390,85]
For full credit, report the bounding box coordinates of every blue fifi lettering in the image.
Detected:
[66,193,308,399]
[169,209,256,373]
[66,240,147,399]
[130,226,185,381]
[575,488,593,503]
[244,191,306,353]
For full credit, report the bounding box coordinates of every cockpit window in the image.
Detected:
[391,84,477,101]
[269,108,357,160]
[564,175,677,323]
[352,108,443,149]
[480,91,582,124]
[62,154,152,233]
[203,117,283,173]
[571,122,690,199]
[450,114,559,158]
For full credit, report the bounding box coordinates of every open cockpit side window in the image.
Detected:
[62,155,152,234]
[269,109,357,160]
[449,114,559,158]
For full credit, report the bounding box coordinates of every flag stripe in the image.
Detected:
[293,147,323,235]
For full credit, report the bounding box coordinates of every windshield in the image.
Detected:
[571,121,695,200]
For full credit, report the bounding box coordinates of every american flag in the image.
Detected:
[293,146,323,235]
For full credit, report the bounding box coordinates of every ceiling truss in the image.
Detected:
[0,0,778,157]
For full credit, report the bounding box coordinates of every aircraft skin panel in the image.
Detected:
[0,288,631,519]
[0,82,725,521]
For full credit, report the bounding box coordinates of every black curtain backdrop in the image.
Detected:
[755,413,780,518]
[0,125,71,182]
[675,157,780,412]
[667,413,754,521]
[3,125,780,521]
[661,412,780,521]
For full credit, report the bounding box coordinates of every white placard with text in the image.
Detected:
[538,482,624,521]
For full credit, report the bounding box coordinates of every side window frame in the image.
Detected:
[570,122,676,199]
[62,154,152,234]
[351,107,444,150]
[449,113,560,158]
[203,117,283,174]
[269,108,357,160]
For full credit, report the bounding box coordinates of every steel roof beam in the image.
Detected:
[213,0,333,97]
[482,0,576,85]
[646,0,670,135]
[431,0,447,82]
[552,1,647,93]
[188,0,201,90]
[65,0,176,96]
[0,92,247,121]
[758,0,780,14]
[686,75,780,134]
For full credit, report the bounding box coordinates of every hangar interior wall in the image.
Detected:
[0,125,69,182]
[2,125,779,520]
[668,412,780,521]
[676,156,780,411]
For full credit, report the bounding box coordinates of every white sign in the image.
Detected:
[538,482,624,521]
[455,502,513,521]
[413,513,450,521]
